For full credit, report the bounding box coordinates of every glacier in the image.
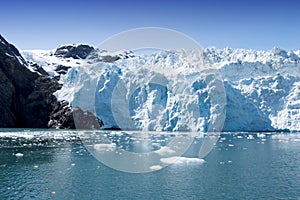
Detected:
[21,47,300,132]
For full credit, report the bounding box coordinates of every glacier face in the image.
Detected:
[210,47,300,131]
[21,47,300,132]
[70,50,226,132]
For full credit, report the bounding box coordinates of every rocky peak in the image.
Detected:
[0,35,38,96]
[54,44,94,59]
[0,34,69,128]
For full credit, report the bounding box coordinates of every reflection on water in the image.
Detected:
[1,130,300,199]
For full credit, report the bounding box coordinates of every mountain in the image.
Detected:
[21,45,300,132]
[0,35,68,128]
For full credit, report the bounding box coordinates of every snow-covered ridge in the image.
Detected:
[205,47,300,82]
[205,47,300,64]
[21,46,300,132]
[21,46,300,79]
[21,45,134,77]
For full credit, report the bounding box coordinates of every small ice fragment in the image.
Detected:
[228,144,234,147]
[237,136,243,139]
[71,163,76,166]
[94,143,116,152]
[228,160,232,163]
[149,165,163,171]
[15,153,24,157]
[155,146,176,156]
[160,157,204,165]
[247,135,254,140]
[34,165,39,168]
[257,133,266,138]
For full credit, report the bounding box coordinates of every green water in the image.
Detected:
[1,130,300,199]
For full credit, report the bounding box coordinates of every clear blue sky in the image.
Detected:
[1,0,299,50]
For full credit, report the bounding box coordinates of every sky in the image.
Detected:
[1,0,299,50]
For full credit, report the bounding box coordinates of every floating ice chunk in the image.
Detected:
[94,143,116,152]
[279,139,287,143]
[257,133,266,138]
[228,144,234,147]
[15,153,24,157]
[247,135,255,140]
[291,138,300,142]
[149,165,163,171]
[160,156,204,165]
[160,157,180,164]
[155,146,176,156]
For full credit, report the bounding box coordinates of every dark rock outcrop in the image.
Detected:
[99,55,122,63]
[28,61,49,76]
[54,65,71,75]
[54,44,94,59]
[0,34,73,128]
[48,103,104,130]
[72,107,104,129]
[88,49,135,63]
[48,100,75,129]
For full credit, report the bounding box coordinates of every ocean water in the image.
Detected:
[1,129,300,199]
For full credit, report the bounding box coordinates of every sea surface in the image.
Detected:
[1,129,300,200]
